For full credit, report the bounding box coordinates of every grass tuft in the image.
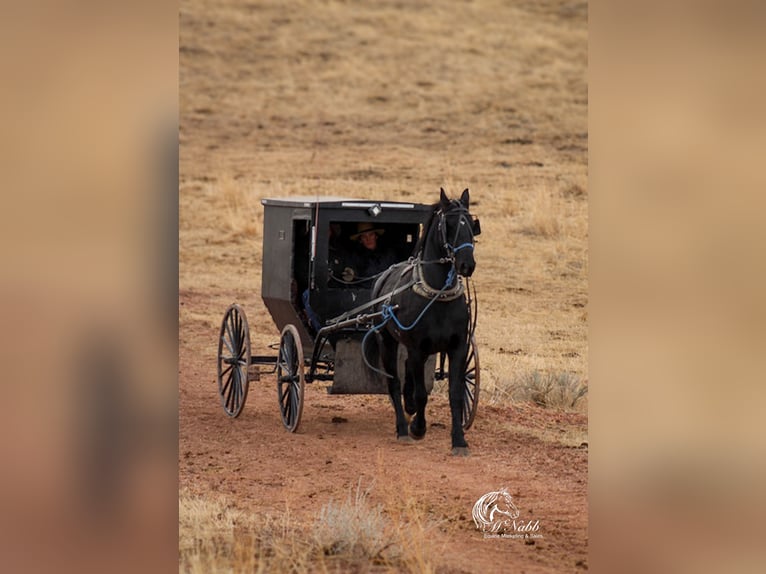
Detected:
[313,479,390,560]
[179,490,313,573]
[511,370,588,410]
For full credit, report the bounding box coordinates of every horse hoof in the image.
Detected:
[397,435,415,444]
[409,416,426,440]
[409,429,425,441]
[451,447,470,457]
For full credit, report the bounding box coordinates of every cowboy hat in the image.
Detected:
[350,221,385,240]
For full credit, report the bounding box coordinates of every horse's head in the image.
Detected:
[437,187,480,277]
[473,487,520,533]
[494,488,520,520]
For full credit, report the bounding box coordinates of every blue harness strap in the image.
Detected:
[361,265,464,378]
[361,201,476,379]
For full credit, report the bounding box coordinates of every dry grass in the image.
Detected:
[179,490,314,573]
[383,497,441,574]
[510,369,588,410]
[179,490,257,572]
[180,0,589,381]
[504,420,589,449]
[179,481,446,573]
[477,366,588,412]
[312,478,446,572]
[313,480,390,560]
[375,460,444,574]
[519,186,563,238]
[217,175,261,239]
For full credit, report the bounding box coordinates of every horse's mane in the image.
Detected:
[412,202,439,257]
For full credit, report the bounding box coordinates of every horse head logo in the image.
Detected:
[472,488,520,533]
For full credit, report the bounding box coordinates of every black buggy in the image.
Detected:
[216,196,480,432]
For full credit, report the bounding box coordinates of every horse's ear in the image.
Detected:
[460,188,470,208]
[439,187,449,209]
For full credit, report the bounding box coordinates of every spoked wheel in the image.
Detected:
[217,304,251,418]
[462,335,480,430]
[277,324,305,432]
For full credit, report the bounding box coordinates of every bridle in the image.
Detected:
[435,201,476,263]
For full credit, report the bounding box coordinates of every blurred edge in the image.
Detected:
[0,3,178,573]
[3,0,766,571]
[590,0,766,572]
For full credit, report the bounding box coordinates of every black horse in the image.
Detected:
[370,188,479,456]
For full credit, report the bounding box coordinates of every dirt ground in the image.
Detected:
[180,0,588,571]
[179,316,587,572]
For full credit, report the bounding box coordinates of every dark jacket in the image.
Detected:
[351,245,397,288]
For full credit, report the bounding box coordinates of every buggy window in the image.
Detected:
[327,221,420,287]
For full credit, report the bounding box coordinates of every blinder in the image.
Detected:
[436,202,477,258]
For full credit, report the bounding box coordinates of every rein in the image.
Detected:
[362,267,461,378]
[361,203,477,378]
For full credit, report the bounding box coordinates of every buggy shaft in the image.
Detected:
[316,306,399,336]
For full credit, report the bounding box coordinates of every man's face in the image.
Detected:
[360,231,378,250]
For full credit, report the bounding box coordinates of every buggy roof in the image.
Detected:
[261,196,427,210]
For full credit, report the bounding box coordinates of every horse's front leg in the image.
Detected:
[381,331,410,442]
[448,342,470,456]
[406,348,428,440]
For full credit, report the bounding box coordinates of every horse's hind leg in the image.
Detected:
[407,347,428,440]
[381,331,410,442]
[403,351,416,416]
[448,343,470,456]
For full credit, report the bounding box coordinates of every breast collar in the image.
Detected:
[411,259,465,302]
